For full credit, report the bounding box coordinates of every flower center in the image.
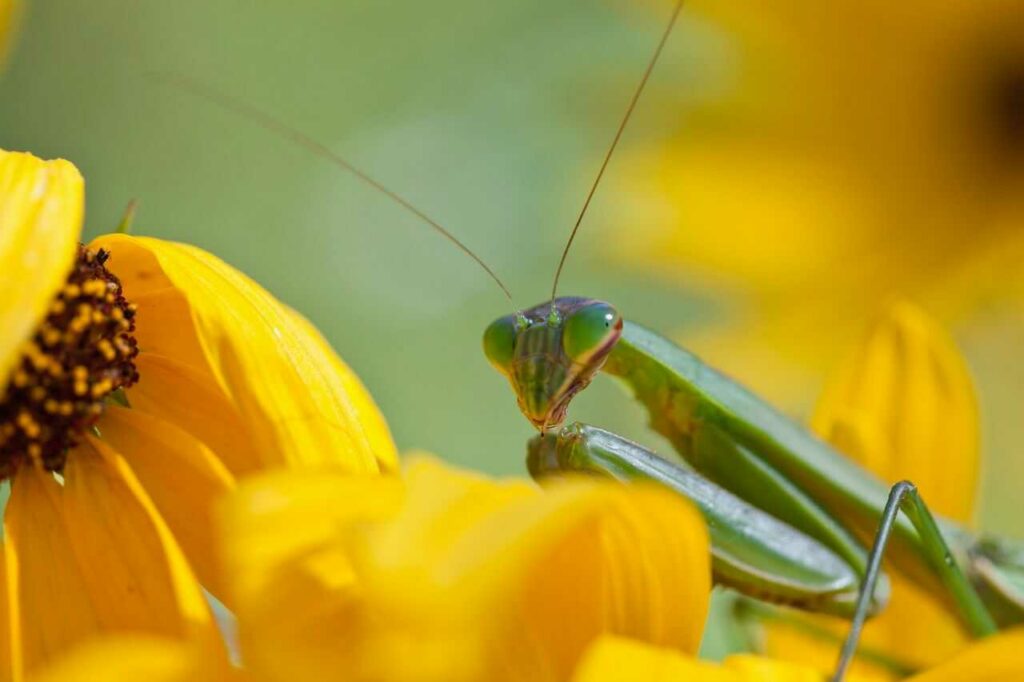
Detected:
[988,61,1024,158]
[0,245,139,478]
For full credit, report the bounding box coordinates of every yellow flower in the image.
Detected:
[604,0,1024,405]
[568,631,1024,682]
[757,302,980,677]
[218,456,711,682]
[0,148,397,677]
[0,0,21,68]
[25,637,233,682]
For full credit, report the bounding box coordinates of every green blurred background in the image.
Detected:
[0,0,718,472]
[1,0,1021,549]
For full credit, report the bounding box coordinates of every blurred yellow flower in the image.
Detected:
[607,0,1024,405]
[30,628,1024,682]
[218,456,711,682]
[0,148,397,678]
[26,637,233,682]
[757,302,980,677]
[569,630,1024,682]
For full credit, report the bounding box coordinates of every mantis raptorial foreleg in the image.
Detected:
[530,424,997,682]
[528,423,886,618]
[833,481,998,681]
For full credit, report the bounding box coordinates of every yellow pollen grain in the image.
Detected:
[97,339,116,361]
[27,349,49,371]
[27,443,42,462]
[44,399,59,413]
[90,379,112,398]
[41,327,62,347]
[12,371,29,388]
[16,412,40,438]
[72,366,88,380]
[63,283,81,298]
[29,386,46,402]
[83,279,105,296]
[73,381,88,397]
[49,299,66,315]
[59,402,73,417]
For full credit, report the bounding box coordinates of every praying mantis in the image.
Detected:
[166,0,1024,679]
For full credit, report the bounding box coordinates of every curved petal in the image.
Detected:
[904,629,1024,681]
[27,636,230,682]
[571,635,827,682]
[0,545,8,682]
[0,150,82,388]
[128,354,259,477]
[220,470,405,682]
[5,468,99,678]
[811,302,974,667]
[96,406,236,603]
[90,234,397,474]
[812,301,978,522]
[761,302,976,675]
[60,438,223,657]
[220,457,710,682]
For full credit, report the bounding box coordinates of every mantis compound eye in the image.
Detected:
[482,314,519,373]
[561,302,622,363]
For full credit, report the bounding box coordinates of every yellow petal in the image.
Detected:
[284,304,398,472]
[90,234,397,474]
[61,438,223,656]
[221,470,405,682]
[5,468,100,678]
[221,457,710,682]
[759,616,900,682]
[905,628,1024,682]
[95,406,235,603]
[0,150,82,389]
[0,545,9,682]
[813,302,976,665]
[723,654,840,682]
[571,635,828,682]
[812,300,979,522]
[128,354,259,477]
[26,636,231,682]
[761,301,976,675]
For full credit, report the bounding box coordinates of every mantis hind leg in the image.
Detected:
[832,481,998,682]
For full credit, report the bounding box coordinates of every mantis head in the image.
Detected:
[483,297,623,431]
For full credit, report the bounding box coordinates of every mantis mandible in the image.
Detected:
[166,1,1024,679]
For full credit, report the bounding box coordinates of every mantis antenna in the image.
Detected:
[549,0,685,303]
[154,73,517,309]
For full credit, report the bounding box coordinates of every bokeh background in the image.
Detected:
[2,0,1022,548]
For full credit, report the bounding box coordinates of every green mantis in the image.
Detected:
[474,3,1024,678]
[167,0,1024,679]
[484,296,1024,679]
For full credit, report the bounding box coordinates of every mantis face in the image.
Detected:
[483,297,623,431]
